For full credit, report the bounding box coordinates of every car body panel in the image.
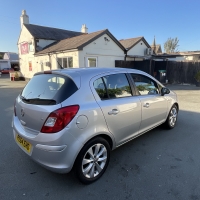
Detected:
[16,95,61,132]
[12,67,179,174]
[90,72,142,146]
[138,95,168,133]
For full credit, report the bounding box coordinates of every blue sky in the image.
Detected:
[0,0,200,53]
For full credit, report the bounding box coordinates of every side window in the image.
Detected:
[104,74,132,98]
[93,74,132,100]
[131,74,159,95]
[93,78,109,100]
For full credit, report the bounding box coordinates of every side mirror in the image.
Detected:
[161,87,170,96]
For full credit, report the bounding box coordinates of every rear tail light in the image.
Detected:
[14,100,16,116]
[44,71,52,74]
[41,105,79,133]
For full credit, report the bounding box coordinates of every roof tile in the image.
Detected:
[24,24,84,40]
[35,29,107,55]
[119,37,143,50]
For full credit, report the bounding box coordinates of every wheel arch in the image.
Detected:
[174,102,179,111]
[72,133,114,170]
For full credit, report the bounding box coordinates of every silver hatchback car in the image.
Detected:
[13,68,178,184]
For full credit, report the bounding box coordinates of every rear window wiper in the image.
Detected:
[21,96,56,105]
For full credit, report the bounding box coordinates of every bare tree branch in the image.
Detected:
[164,37,179,53]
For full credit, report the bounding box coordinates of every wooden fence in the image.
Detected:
[115,60,200,84]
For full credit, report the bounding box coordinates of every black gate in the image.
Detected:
[115,60,200,84]
[115,60,154,75]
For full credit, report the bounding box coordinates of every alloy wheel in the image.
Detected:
[169,107,177,127]
[82,143,107,178]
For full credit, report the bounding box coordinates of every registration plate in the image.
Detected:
[16,134,32,153]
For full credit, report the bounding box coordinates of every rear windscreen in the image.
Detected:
[21,74,78,105]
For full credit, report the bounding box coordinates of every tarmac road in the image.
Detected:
[0,76,200,200]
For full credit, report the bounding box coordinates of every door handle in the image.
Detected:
[143,103,150,108]
[108,109,119,115]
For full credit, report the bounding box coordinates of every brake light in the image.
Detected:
[14,100,16,116]
[44,71,52,74]
[41,105,79,133]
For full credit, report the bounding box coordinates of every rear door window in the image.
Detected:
[21,74,78,105]
[94,73,132,100]
[93,78,109,100]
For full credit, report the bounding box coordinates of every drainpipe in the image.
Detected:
[124,54,127,61]
[124,50,127,61]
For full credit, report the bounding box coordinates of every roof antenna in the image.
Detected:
[56,58,63,69]
[47,49,63,69]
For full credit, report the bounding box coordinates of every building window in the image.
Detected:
[57,57,73,68]
[29,44,34,52]
[29,62,32,71]
[87,57,97,67]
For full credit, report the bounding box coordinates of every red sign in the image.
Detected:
[21,43,29,54]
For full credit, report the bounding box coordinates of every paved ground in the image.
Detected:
[0,75,200,200]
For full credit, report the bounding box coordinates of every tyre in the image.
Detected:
[75,137,111,184]
[165,105,178,129]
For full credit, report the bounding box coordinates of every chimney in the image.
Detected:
[20,10,29,29]
[81,24,88,33]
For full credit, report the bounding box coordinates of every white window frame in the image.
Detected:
[87,57,97,67]
[57,57,73,68]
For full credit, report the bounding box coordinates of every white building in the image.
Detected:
[119,37,152,61]
[154,51,200,61]
[18,10,126,79]
[0,52,19,70]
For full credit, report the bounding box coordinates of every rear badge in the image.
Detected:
[20,120,26,126]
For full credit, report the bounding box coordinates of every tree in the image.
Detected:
[0,53,3,59]
[164,37,179,53]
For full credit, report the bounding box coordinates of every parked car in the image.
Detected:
[12,68,179,184]
[0,68,14,74]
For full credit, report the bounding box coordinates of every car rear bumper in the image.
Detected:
[13,116,83,173]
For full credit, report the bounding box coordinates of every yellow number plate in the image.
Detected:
[16,134,32,153]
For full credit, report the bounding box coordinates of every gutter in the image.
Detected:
[34,48,79,56]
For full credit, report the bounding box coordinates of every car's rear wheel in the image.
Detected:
[75,137,110,184]
[165,105,178,129]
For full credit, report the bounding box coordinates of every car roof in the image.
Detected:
[36,67,156,89]
[53,67,148,78]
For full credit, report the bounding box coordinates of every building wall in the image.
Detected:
[0,61,10,70]
[79,34,124,67]
[18,25,35,78]
[174,56,185,61]
[18,31,125,79]
[50,50,80,69]
[127,41,148,56]
[185,55,200,61]
[36,39,56,49]
[18,26,60,79]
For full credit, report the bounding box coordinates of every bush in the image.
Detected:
[195,71,200,82]
[15,72,19,78]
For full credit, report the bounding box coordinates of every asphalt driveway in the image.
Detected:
[0,76,200,200]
